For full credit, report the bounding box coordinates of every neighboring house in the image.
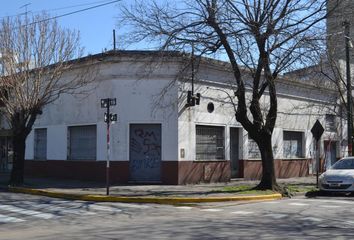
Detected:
[0,50,345,184]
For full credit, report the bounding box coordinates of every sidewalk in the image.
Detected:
[0,173,316,204]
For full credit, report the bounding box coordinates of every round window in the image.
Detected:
[207,102,214,113]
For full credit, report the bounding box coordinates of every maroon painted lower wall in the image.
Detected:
[24,160,231,185]
[24,160,130,183]
[25,160,181,184]
[241,158,311,180]
[25,158,311,184]
[178,161,231,184]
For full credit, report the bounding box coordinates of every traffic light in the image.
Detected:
[187,91,194,106]
[186,91,201,107]
[195,93,201,105]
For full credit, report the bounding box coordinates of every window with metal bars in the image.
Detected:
[325,114,336,132]
[68,125,96,160]
[248,137,261,159]
[34,128,47,160]
[283,131,303,158]
[196,125,225,160]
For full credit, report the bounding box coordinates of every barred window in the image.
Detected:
[68,125,96,160]
[248,137,261,159]
[325,114,336,132]
[34,128,47,160]
[196,125,225,160]
[283,131,303,158]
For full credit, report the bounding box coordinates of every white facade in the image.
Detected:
[27,53,180,163]
[0,51,345,183]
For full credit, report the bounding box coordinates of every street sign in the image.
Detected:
[109,98,117,106]
[110,113,117,122]
[311,119,324,188]
[311,120,324,141]
[100,97,117,196]
[101,98,109,108]
[101,98,117,108]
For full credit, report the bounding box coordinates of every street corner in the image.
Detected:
[6,186,282,204]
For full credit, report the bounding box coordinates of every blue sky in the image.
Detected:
[0,0,129,55]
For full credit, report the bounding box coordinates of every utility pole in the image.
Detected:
[186,43,201,107]
[343,21,353,156]
[113,29,116,51]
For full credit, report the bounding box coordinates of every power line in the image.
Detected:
[3,0,121,26]
[27,0,121,26]
[40,0,118,13]
[0,0,118,20]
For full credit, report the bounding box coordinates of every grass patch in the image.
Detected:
[216,184,317,196]
[216,185,275,195]
[282,184,317,194]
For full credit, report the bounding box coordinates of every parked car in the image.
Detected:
[319,157,354,192]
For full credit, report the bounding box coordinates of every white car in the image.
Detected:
[319,157,354,192]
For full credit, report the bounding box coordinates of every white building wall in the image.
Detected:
[178,82,241,161]
[25,57,179,162]
[22,53,345,172]
[177,63,343,162]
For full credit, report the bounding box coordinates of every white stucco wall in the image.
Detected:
[23,52,346,166]
[177,60,344,162]
[25,54,180,162]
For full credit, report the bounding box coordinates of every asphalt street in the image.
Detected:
[1,191,354,239]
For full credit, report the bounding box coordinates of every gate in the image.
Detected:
[230,128,239,178]
[129,124,161,182]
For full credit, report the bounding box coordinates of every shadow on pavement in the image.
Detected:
[305,190,354,198]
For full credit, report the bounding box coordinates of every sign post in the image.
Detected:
[311,120,324,188]
[101,98,117,195]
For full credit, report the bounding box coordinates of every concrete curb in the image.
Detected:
[8,186,282,204]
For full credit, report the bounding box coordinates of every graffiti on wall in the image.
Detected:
[129,125,161,180]
[130,128,161,156]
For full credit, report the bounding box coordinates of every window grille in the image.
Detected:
[325,114,336,132]
[248,137,261,159]
[283,131,303,158]
[68,125,96,160]
[34,128,47,160]
[196,125,225,160]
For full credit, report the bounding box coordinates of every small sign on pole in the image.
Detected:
[311,120,324,188]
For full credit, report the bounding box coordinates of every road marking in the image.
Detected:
[318,205,340,208]
[0,205,55,219]
[200,209,223,212]
[21,201,96,216]
[264,213,287,219]
[0,213,25,223]
[107,203,150,209]
[88,205,122,213]
[288,202,309,206]
[319,200,354,205]
[175,206,193,210]
[42,205,96,215]
[231,211,254,215]
[302,217,322,222]
[292,199,354,205]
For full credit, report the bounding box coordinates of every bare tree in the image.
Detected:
[0,13,96,185]
[121,0,334,190]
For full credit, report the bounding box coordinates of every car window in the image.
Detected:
[331,159,354,169]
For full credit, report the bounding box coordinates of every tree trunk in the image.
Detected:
[254,132,279,190]
[9,132,27,186]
